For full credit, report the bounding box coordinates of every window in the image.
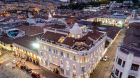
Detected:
[67,53,69,58]
[131,64,139,71]
[49,47,51,52]
[117,58,122,66]
[73,64,76,70]
[66,61,69,70]
[60,59,63,67]
[53,49,57,54]
[73,56,76,61]
[119,72,122,78]
[55,50,58,54]
[81,67,85,72]
[122,61,125,67]
[116,57,118,62]
[61,51,63,56]
[66,70,70,75]
[115,69,119,76]
[72,73,76,78]
[128,75,135,78]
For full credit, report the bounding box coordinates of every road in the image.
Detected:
[0,51,65,78]
[90,29,126,78]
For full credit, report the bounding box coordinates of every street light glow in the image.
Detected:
[32,42,40,49]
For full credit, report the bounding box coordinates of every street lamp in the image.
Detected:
[32,42,40,49]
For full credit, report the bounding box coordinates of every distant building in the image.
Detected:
[60,0,70,2]
[112,23,140,78]
[60,0,106,3]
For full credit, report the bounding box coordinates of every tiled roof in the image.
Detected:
[97,25,121,39]
[41,29,104,51]
[121,23,140,56]
[17,25,44,36]
[14,34,42,53]
[0,34,13,44]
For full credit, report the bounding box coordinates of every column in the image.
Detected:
[122,53,134,78]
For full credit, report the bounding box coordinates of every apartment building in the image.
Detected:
[112,23,140,78]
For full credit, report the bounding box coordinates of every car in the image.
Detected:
[20,65,27,70]
[31,72,41,78]
[12,59,17,64]
[101,56,109,61]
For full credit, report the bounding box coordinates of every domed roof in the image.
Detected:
[70,23,83,37]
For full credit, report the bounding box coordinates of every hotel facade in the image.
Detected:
[38,23,107,78]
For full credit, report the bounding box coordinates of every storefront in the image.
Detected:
[13,44,40,65]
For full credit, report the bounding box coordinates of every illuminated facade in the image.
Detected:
[87,17,126,27]
[38,23,107,78]
[13,43,40,65]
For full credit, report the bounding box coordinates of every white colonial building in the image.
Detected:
[112,23,140,78]
[38,23,107,78]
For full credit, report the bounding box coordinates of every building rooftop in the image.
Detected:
[97,25,121,39]
[17,25,44,36]
[120,23,140,57]
[14,34,42,53]
[41,27,105,51]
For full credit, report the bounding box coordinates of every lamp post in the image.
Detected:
[32,42,40,49]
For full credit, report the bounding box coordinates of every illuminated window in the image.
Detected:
[71,34,75,38]
[72,73,76,78]
[58,36,65,43]
[77,35,80,38]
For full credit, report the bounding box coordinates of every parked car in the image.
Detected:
[101,56,109,61]
[20,65,32,73]
[31,72,41,78]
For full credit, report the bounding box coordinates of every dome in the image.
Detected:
[70,23,83,38]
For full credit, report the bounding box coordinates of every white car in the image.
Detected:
[12,59,17,64]
[101,56,109,61]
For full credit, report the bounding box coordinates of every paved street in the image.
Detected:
[90,29,126,78]
[0,52,31,78]
[0,50,65,78]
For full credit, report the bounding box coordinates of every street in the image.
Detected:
[0,50,65,78]
[90,29,126,78]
